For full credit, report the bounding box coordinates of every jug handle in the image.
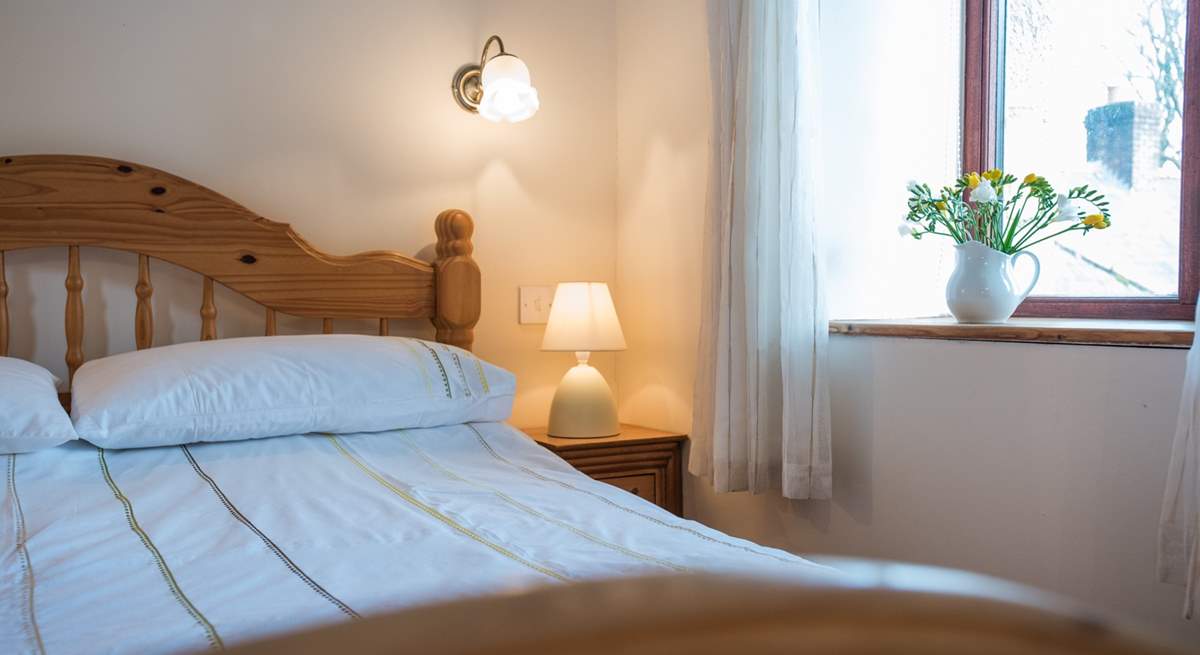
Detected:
[1011,250,1041,300]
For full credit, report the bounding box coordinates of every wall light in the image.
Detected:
[452,35,539,123]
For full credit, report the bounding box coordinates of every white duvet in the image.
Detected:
[2,422,833,654]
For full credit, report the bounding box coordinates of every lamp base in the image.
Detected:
[547,361,620,439]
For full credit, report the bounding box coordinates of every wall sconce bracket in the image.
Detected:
[452,64,483,113]
[451,35,506,115]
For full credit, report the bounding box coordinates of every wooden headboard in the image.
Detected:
[0,154,481,384]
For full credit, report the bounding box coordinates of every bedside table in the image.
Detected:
[521,425,686,516]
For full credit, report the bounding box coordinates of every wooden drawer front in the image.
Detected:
[596,473,658,504]
[540,437,685,516]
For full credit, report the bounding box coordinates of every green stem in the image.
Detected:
[1003,192,1032,249]
[1015,225,1082,252]
[1010,206,1055,250]
[940,221,963,243]
[935,204,965,243]
[936,216,964,243]
[1010,221,1042,250]
[995,201,1006,247]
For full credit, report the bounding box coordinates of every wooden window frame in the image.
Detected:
[963,0,1200,320]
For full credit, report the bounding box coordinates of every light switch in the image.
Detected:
[519,286,555,324]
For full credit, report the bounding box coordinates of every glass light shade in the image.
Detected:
[478,54,539,123]
[541,282,626,352]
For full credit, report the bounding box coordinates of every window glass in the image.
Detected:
[999,0,1185,297]
[822,0,963,319]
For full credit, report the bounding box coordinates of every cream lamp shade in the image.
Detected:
[541,283,626,352]
[541,283,625,438]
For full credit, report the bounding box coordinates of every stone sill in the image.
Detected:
[829,317,1194,349]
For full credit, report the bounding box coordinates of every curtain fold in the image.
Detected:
[1160,302,1200,619]
[691,0,831,500]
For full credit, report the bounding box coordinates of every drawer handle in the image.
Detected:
[629,486,640,496]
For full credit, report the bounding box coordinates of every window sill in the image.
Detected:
[829,317,1194,349]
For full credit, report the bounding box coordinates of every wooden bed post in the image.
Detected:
[432,209,480,351]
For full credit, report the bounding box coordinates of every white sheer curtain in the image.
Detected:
[1160,302,1200,619]
[690,0,831,500]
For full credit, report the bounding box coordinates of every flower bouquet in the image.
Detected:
[900,169,1112,323]
[902,169,1111,252]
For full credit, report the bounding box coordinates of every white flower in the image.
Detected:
[906,180,922,195]
[898,222,918,237]
[1053,193,1079,222]
[969,179,997,203]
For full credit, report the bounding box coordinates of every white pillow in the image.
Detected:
[0,357,78,454]
[71,335,515,449]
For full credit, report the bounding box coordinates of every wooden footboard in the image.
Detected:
[225,561,1186,655]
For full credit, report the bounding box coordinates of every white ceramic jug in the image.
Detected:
[945,240,1040,323]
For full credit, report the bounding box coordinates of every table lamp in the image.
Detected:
[541,282,626,438]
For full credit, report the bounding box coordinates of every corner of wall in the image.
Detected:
[613,0,710,434]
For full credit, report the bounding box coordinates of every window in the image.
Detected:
[822,0,965,320]
[965,0,1199,319]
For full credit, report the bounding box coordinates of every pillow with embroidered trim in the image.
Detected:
[70,335,515,449]
[0,357,79,454]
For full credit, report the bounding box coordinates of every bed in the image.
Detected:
[4,424,835,654]
[0,156,1183,655]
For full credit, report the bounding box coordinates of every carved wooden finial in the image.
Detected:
[435,208,475,258]
[432,209,480,351]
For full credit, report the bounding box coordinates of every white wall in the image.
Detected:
[614,0,1200,643]
[0,0,617,428]
[614,0,707,433]
[689,339,1195,643]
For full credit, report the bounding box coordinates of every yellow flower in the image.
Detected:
[966,172,981,189]
[982,168,1003,182]
[934,200,948,212]
[1023,173,1038,184]
[1082,214,1110,229]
